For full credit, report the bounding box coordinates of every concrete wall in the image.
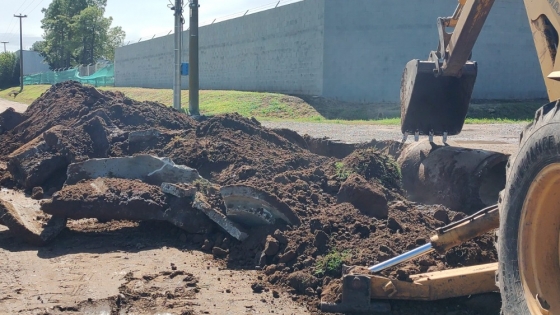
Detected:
[115,0,325,95]
[18,50,50,75]
[322,0,545,101]
[115,0,547,102]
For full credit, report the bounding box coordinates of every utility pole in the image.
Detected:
[0,41,8,53]
[189,0,200,116]
[172,0,182,110]
[14,14,27,92]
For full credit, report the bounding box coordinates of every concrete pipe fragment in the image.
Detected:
[397,140,508,213]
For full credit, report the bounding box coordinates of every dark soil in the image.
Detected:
[0,82,499,314]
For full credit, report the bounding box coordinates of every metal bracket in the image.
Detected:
[320,275,391,314]
[429,51,443,77]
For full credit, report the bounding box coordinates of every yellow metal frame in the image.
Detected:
[524,0,560,100]
[369,263,498,301]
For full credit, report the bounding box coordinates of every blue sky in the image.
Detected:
[0,0,302,52]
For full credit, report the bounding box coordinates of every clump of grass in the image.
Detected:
[314,250,351,277]
[334,162,353,181]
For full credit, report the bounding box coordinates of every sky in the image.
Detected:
[0,0,302,52]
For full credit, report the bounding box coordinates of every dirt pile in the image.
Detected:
[0,82,498,314]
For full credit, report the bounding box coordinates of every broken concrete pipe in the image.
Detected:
[0,189,66,246]
[220,185,301,227]
[397,140,508,213]
[65,155,201,186]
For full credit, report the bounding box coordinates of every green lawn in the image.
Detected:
[0,85,539,124]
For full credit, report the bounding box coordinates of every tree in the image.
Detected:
[0,52,20,89]
[30,41,46,53]
[104,26,126,61]
[40,0,124,69]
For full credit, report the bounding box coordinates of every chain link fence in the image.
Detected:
[23,62,114,87]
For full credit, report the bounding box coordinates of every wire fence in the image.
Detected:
[23,62,114,87]
[123,0,304,46]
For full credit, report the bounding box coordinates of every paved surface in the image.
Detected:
[262,121,526,155]
[0,97,27,113]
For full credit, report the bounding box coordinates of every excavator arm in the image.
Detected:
[401,0,560,139]
[401,0,495,137]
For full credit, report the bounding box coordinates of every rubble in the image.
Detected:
[220,185,301,227]
[0,189,66,246]
[192,192,249,241]
[0,82,500,314]
[65,155,202,186]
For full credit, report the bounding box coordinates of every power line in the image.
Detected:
[21,0,40,15]
[14,0,33,17]
[2,18,16,39]
[28,0,47,15]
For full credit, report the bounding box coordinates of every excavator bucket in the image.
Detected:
[400,59,477,136]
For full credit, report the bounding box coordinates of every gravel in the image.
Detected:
[261,121,526,144]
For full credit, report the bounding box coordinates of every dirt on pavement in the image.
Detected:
[0,96,27,114]
[0,82,502,314]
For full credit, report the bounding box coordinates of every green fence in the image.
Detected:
[23,63,114,87]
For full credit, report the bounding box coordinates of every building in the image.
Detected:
[17,50,50,75]
[115,0,546,103]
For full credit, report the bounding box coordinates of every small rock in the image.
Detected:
[201,239,213,251]
[278,250,297,263]
[272,229,288,244]
[313,230,329,253]
[171,263,177,271]
[251,282,265,293]
[264,265,277,275]
[264,236,280,256]
[212,247,229,258]
[286,271,319,294]
[272,290,280,298]
[31,187,44,200]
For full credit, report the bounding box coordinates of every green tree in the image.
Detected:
[30,41,46,53]
[40,0,124,69]
[0,52,20,89]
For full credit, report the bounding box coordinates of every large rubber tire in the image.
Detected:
[498,100,560,314]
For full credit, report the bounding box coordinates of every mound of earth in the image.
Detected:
[0,82,498,314]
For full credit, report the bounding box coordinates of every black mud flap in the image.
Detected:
[400,59,477,136]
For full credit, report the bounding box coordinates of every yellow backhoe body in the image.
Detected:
[323,1,560,314]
